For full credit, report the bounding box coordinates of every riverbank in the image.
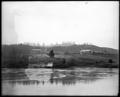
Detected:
[2,54,118,68]
[28,54,118,68]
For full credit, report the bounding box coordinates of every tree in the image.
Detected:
[49,49,54,58]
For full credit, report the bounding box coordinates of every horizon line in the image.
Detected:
[2,42,119,50]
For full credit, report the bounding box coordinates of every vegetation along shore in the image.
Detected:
[2,43,119,68]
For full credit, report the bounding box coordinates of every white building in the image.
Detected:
[80,49,93,55]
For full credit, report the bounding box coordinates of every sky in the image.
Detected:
[2,1,119,49]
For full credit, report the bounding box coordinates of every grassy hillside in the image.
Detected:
[47,44,118,54]
[2,44,119,68]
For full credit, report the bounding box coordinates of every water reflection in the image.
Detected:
[2,68,28,81]
[2,68,118,85]
[4,80,40,85]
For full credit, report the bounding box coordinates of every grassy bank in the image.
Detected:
[2,44,32,68]
[28,54,118,68]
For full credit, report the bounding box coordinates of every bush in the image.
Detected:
[108,59,113,63]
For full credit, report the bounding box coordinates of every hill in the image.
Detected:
[47,44,118,54]
[2,44,119,68]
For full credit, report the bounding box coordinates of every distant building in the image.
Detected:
[80,49,93,55]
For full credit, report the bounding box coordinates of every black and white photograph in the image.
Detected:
[2,1,119,96]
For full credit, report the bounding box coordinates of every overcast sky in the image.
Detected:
[2,1,119,49]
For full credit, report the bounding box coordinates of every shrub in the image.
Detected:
[108,59,113,63]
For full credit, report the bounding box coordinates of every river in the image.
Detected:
[2,67,119,95]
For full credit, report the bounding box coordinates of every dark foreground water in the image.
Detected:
[2,67,119,95]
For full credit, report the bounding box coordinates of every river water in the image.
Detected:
[2,67,119,95]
